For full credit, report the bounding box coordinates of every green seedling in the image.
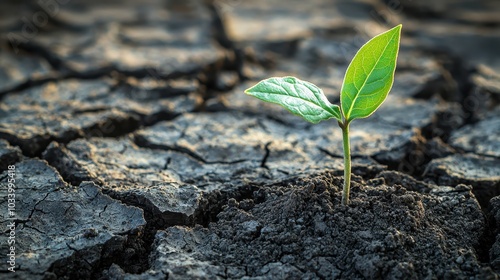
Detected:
[245,25,402,205]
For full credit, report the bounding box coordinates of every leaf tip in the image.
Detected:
[393,24,402,34]
[244,85,255,95]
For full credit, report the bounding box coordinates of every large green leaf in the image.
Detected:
[245,76,341,123]
[341,25,402,122]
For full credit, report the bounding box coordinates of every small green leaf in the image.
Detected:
[341,24,402,122]
[245,76,341,123]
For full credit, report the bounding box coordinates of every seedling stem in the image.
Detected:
[340,121,351,205]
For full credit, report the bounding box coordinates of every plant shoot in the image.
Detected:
[245,25,402,205]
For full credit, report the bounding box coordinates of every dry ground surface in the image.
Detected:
[0,0,499,279]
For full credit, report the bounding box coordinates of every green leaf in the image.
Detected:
[244,76,342,123]
[341,24,402,122]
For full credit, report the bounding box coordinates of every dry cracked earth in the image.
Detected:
[0,0,499,279]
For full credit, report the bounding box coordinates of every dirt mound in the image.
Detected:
[144,172,493,279]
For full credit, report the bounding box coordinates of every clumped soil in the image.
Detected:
[156,172,494,279]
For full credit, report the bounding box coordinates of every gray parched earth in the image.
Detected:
[1,0,500,279]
